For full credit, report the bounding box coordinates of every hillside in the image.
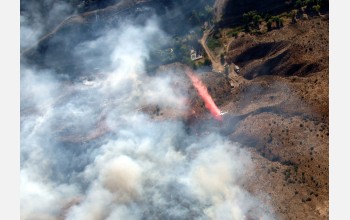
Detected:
[146,10,329,219]
[20,0,329,219]
[184,15,329,219]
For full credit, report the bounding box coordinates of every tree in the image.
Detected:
[243,12,251,24]
[252,14,262,29]
[295,0,304,8]
[189,11,201,26]
[279,18,284,28]
[312,4,321,14]
[242,11,262,31]
[264,13,272,22]
[267,19,272,31]
[271,16,283,29]
[291,9,298,23]
[204,57,211,66]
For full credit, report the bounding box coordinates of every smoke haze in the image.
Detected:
[21,1,274,219]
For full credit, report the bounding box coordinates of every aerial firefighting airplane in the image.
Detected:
[218,111,228,116]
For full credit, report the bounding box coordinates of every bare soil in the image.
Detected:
[150,15,329,220]
[188,16,329,219]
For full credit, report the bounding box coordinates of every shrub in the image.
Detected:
[207,36,221,51]
[267,20,272,31]
[312,4,321,13]
[243,11,262,31]
[290,9,298,23]
[252,14,262,28]
[204,57,211,66]
[271,16,283,29]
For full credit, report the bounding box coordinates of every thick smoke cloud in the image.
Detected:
[20,3,274,220]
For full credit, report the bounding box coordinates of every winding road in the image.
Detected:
[199,29,225,73]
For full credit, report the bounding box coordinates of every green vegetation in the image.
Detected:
[227,26,245,37]
[294,0,328,13]
[267,19,272,31]
[144,0,328,73]
[224,0,327,37]
[271,16,284,29]
[290,9,298,23]
[203,57,211,66]
[252,14,263,28]
[312,4,321,13]
[145,1,217,72]
[195,57,212,70]
[207,36,221,51]
[243,11,262,32]
[146,28,213,72]
[189,4,215,26]
[242,10,286,34]
[250,29,263,35]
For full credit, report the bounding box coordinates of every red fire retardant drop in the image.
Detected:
[186,69,223,121]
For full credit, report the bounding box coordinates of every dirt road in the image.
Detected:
[200,29,225,73]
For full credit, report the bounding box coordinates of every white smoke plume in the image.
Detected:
[20,4,274,220]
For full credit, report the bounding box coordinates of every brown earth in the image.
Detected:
[226,17,329,80]
[22,1,329,217]
[137,17,330,220]
[184,16,329,219]
[60,14,329,220]
[200,29,226,73]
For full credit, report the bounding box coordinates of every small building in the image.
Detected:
[190,49,203,61]
[234,65,240,73]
